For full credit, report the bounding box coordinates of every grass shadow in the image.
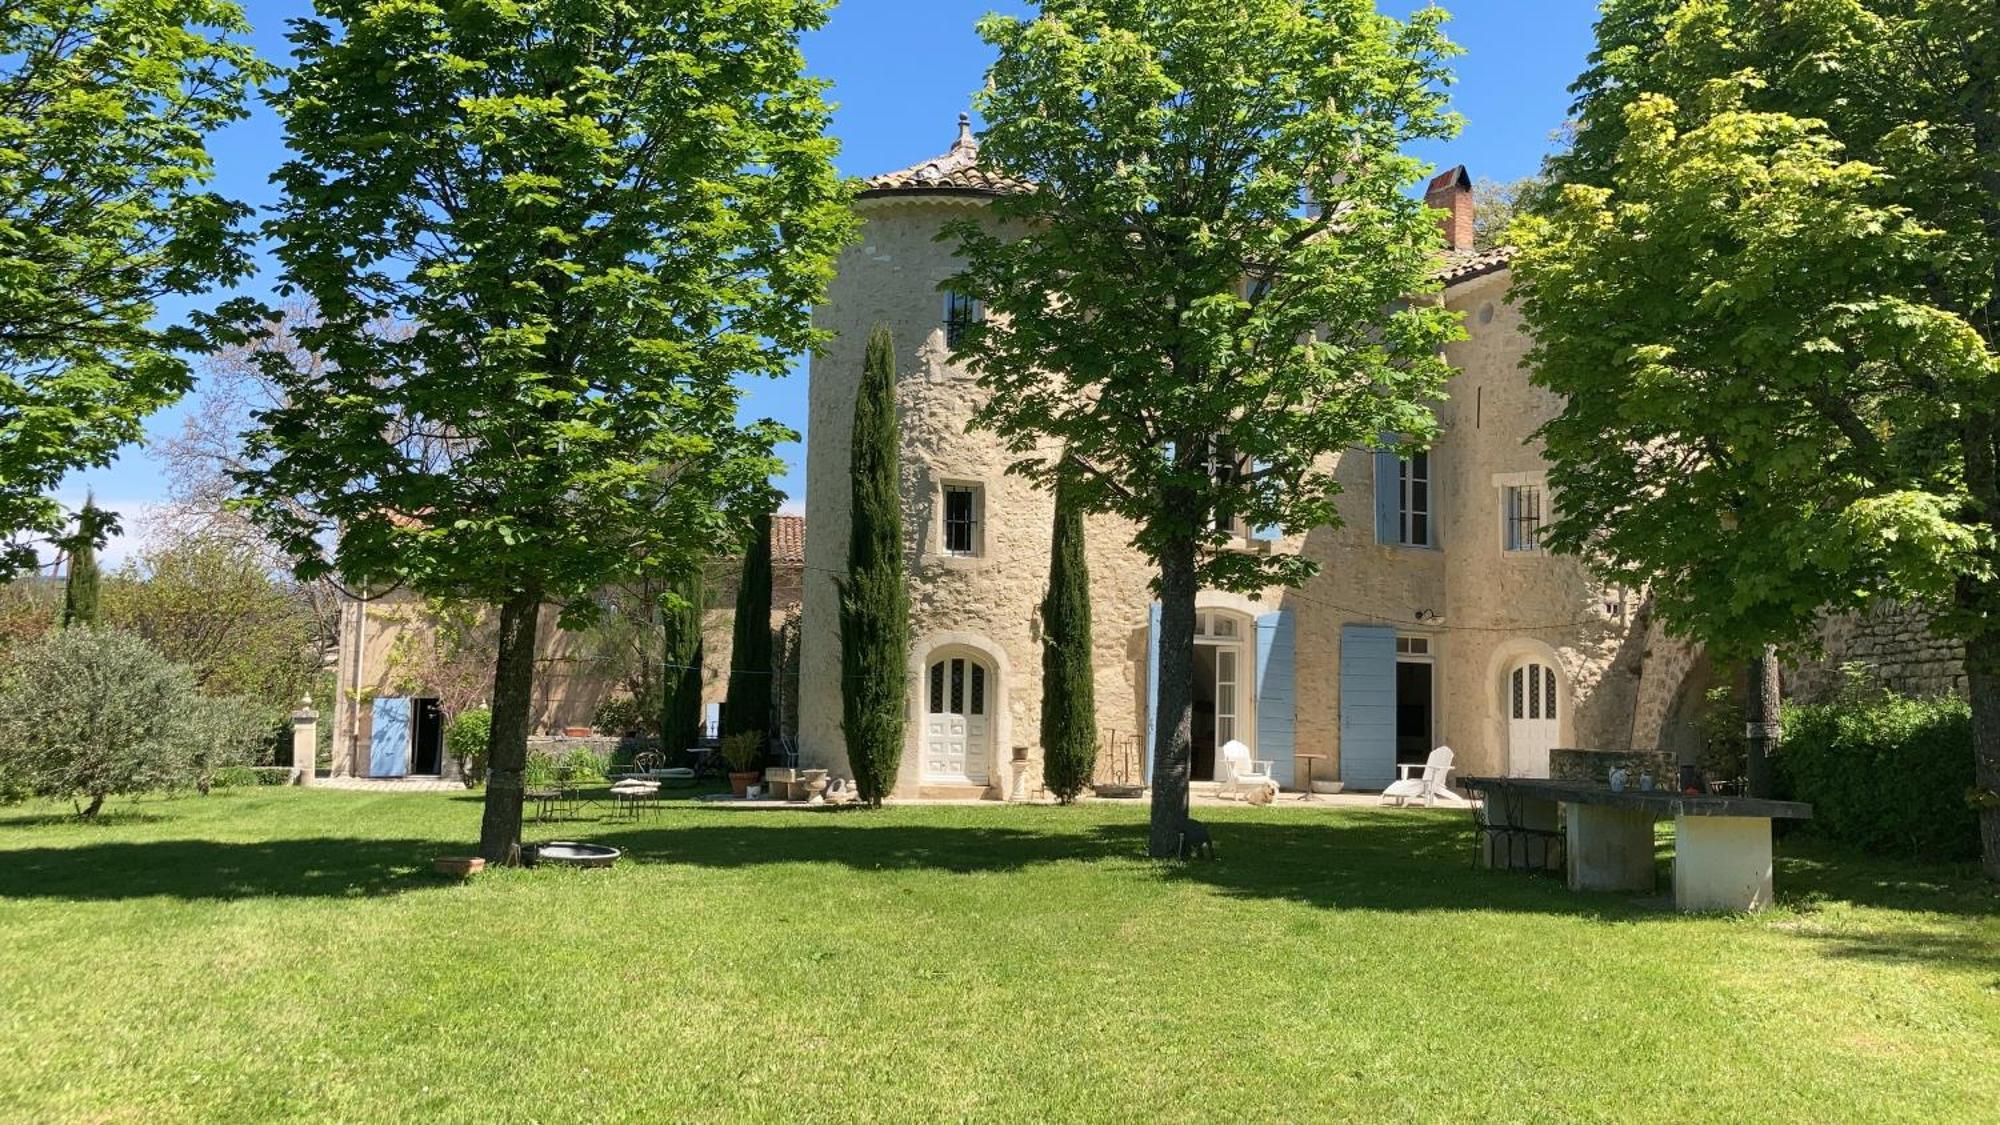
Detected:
[0,809,171,830]
[591,809,1666,920]
[0,837,451,902]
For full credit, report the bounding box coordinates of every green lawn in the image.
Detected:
[0,790,1994,1123]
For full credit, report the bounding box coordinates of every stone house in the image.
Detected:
[329,515,805,777]
[796,121,1700,798]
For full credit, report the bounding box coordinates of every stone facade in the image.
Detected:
[331,518,805,776]
[1790,604,1965,704]
[796,130,1696,797]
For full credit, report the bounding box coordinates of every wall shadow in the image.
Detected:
[0,837,449,902]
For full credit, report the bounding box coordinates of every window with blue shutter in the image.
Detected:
[1339,625,1397,789]
[1255,611,1296,787]
[1374,448,1400,544]
[370,697,411,777]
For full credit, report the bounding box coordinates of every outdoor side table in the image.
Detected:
[1295,754,1329,801]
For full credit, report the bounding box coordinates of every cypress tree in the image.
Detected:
[1039,474,1098,802]
[61,499,111,628]
[660,566,706,753]
[722,511,774,752]
[839,327,909,806]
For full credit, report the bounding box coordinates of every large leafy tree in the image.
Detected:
[0,0,265,576]
[1514,0,2000,874]
[948,0,1463,856]
[239,0,854,862]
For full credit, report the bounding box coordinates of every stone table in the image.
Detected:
[1458,777,1813,912]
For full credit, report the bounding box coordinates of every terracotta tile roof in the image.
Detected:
[771,514,805,566]
[859,118,1513,287]
[1439,245,1514,286]
[858,115,1034,199]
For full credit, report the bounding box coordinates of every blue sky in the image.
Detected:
[64,0,1601,562]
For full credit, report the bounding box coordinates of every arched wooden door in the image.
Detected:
[923,654,991,784]
[1507,661,1559,778]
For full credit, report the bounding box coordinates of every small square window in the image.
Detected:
[941,484,981,556]
[1396,636,1430,656]
[944,291,981,349]
[1505,485,1545,552]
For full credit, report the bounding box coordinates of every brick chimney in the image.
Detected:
[1425,164,1475,251]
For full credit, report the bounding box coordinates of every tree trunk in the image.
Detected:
[81,792,105,818]
[478,590,542,864]
[1147,525,1199,858]
[1744,645,1781,799]
[1965,627,2000,882]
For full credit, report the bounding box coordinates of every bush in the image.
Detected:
[719,730,763,774]
[520,746,607,789]
[593,695,649,738]
[1780,688,1979,862]
[0,628,202,815]
[446,708,491,787]
[183,694,275,794]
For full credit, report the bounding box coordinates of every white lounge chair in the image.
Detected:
[1218,740,1280,802]
[1381,745,1471,808]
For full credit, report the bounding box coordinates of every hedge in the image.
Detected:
[1779,691,1979,863]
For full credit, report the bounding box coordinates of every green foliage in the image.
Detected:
[1781,689,1980,863]
[661,567,706,751]
[236,0,855,855]
[447,708,492,787]
[950,0,1464,851]
[723,513,776,751]
[59,501,112,628]
[0,0,266,576]
[840,328,911,807]
[1470,174,1549,251]
[1040,476,1098,803]
[0,627,218,813]
[182,692,276,794]
[521,745,607,789]
[101,531,326,716]
[593,696,651,739]
[948,0,1464,593]
[0,573,61,653]
[1517,0,2000,874]
[1516,0,2000,663]
[1696,682,1748,790]
[719,730,763,775]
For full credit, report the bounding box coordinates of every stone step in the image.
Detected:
[914,783,999,801]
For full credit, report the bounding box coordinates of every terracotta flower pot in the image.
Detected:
[729,771,760,798]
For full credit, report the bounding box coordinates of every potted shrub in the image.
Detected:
[720,730,764,798]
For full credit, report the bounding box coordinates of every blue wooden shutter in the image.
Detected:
[1374,449,1400,544]
[1254,610,1296,788]
[1339,625,1397,789]
[1144,602,1162,781]
[370,696,411,777]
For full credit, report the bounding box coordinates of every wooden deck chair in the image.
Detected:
[1218,740,1279,802]
[1381,745,1471,808]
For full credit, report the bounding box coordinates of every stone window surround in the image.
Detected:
[1491,470,1550,556]
[919,469,991,571]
